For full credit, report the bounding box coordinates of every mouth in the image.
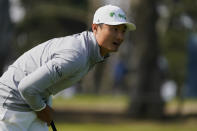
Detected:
[113,42,120,46]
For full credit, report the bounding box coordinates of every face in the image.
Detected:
[92,24,127,56]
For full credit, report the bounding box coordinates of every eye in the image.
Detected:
[113,27,118,32]
[122,29,126,34]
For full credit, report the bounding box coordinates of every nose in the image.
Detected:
[117,31,124,43]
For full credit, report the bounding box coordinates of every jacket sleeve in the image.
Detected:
[18,49,83,111]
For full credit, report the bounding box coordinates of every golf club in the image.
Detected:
[50,120,57,131]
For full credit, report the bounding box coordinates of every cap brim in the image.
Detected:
[104,22,136,31]
[125,22,136,31]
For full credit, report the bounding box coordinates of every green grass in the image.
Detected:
[49,120,197,131]
[51,95,197,131]
[52,94,129,110]
[53,94,197,112]
[52,94,197,115]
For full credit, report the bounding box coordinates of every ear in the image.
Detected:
[92,24,98,33]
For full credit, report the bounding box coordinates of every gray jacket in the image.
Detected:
[0,31,105,111]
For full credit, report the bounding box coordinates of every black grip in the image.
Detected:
[50,120,57,131]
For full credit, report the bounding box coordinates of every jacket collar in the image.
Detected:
[86,31,109,64]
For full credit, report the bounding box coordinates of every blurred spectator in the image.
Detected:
[160,80,177,102]
[186,32,197,97]
[112,58,128,93]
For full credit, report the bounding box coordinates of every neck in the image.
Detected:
[99,46,108,57]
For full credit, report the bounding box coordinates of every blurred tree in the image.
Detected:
[0,0,13,75]
[161,0,187,93]
[128,0,165,118]
[160,0,197,114]
[161,0,197,94]
[14,0,88,55]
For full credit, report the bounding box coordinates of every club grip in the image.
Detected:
[50,120,57,131]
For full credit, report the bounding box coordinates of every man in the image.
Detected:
[0,5,136,131]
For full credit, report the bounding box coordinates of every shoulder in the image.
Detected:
[52,48,87,71]
[50,49,87,78]
[51,31,90,63]
[52,32,89,53]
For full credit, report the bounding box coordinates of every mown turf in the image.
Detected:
[52,94,129,110]
[49,119,197,131]
[51,94,197,131]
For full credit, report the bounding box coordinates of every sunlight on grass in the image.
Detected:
[50,95,197,131]
[165,98,197,114]
[52,94,197,114]
[52,94,129,110]
[49,120,197,131]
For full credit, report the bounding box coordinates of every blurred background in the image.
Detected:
[1,0,197,130]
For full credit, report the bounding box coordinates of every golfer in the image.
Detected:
[0,5,136,131]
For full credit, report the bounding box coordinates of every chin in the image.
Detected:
[110,49,118,52]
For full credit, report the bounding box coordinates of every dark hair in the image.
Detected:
[98,23,104,28]
[88,24,104,31]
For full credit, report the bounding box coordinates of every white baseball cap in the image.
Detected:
[93,5,136,31]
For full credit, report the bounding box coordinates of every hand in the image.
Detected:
[35,105,54,126]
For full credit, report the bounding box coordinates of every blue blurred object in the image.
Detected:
[186,33,197,97]
[113,60,128,92]
[114,61,128,83]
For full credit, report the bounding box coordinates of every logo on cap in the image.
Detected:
[110,12,115,17]
[118,14,126,20]
[109,12,126,20]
